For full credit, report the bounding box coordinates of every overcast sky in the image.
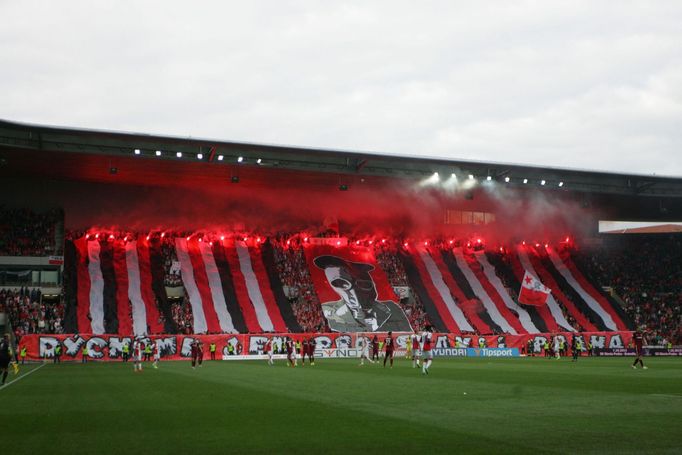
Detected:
[1,1,681,176]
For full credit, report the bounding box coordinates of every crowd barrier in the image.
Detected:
[18,331,633,362]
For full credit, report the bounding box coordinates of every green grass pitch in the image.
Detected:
[2,356,681,454]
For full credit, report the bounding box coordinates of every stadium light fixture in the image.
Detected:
[155,150,162,156]
[197,153,203,160]
[468,174,475,180]
[504,176,510,183]
[523,178,528,184]
[176,152,182,158]
[486,176,492,181]
[257,158,262,164]
[218,155,224,161]
[134,149,140,155]
[558,181,564,187]
[540,180,546,186]
[237,156,243,163]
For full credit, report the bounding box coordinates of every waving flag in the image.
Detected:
[518,271,551,306]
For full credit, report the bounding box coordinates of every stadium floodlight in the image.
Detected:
[155,150,162,156]
[134,149,140,155]
[218,155,224,161]
[468,174,475,180]
[523,178,528,184]
[257,158,262,164]
[504,176,510,183]
[176,152,182,158]
[237,156,243,163]
[558,181,564,187]
[197,153,203,160]
[486,176,492,181]
[540,180,546,186]
[434,172,439,177]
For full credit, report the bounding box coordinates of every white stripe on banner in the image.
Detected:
[199,241,237,333]
[452,248,517,334]
[517,247,575,332]
[546,247,617,331]
[416,247,475,332]
[174,238,208,334]
[474,251,540,334]
[235,241,274,332]
[87,241,105,334]
[125,241,148,336]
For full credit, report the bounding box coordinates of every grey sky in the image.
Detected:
[1,1,681,176]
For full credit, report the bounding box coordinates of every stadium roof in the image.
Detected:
[1,118,682,198]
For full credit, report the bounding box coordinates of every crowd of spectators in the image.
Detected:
[1,288,64,337]
[170,295,194,334]
[374,242,430,331]
[573,235,682,345]
[271,237,329,333]
[0,207,62,256]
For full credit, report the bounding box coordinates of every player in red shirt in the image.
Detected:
[411,333,421,368]
[383,331,395,368]
[308,336,316,366]
[301,338,309,366]
[133,339,143,373]
[197,341,204,367]
[286,338,296,367]
[264,339,274,366]
[190,340,199,369]
[421,326,434,375]
[371,335,379,362]
[632,329,648,369]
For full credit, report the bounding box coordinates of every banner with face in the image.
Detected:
[306,245,412,333]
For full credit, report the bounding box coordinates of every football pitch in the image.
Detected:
[2,357,681,455]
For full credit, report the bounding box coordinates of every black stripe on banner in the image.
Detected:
[261,240,302,332]
[440,250,505,334]
[571,257,634,330]
[538,254,608,331]
[212,243,248,333]
[99,240,119,334]
[149,240,178,334]
[63,239,79,333]
[398,250,447,332]
[485,252,548,333]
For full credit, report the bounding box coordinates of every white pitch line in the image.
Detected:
[0,362,46,391]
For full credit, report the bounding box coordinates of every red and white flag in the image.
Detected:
[518,271,551,306]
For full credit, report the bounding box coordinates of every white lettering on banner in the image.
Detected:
[436,335,450,348]
[63,335,86,356]
[609,334,624,348]
[155,337,177,356]
[39,336,59,358]
[249,336,268,355]
[454,336,473,347]
[334,335,352,349]
[590,335,607,349]
[108,337,131,357]
[181,337,198,357]
[86,337,107,358]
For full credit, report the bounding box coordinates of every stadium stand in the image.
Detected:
[0,207,63,256]
[573,235,682,344]
[6,224,682,345]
